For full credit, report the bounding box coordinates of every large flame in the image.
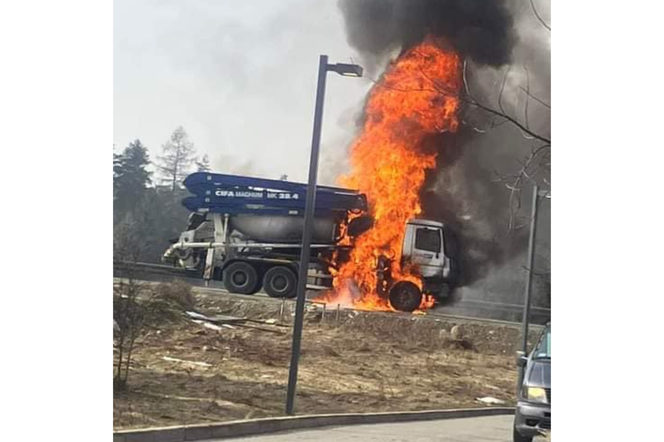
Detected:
[318,38,461,311]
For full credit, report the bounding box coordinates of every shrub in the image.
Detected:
[113,278,148,391]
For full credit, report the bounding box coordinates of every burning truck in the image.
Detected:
[165,38,465,312]
[163,171,458,312]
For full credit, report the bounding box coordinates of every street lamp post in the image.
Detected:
[285,55,363,416]
[520,184,540,356]
[518,185,551,388]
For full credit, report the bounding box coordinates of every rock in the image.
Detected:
[357,343,372,353]
[322,345,341,357]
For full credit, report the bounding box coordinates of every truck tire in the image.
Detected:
[263,266,297,298]
[223,261,259,295]
[347,215,374,237]
[388,281,422,312]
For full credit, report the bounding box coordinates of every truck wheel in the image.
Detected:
[263,266,297,298]
[223,262,259,294]
[388,281,422,312]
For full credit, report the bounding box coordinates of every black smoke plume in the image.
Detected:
[338,0,516,68]
[339,0,550,300]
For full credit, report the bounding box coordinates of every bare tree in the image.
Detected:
[373,56,550,232]
[157,126,196,192]
[458,2,551,230]
[195,153,212,172]
[460,68,550,228]
[113,211,144,263]
[113,277,147,391]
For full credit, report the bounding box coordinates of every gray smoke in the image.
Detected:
[338,0,551,305]
[431,0,550,301]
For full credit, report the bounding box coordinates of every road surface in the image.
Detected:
[210,415,541,442]
[113,276,546,328]
[114,262,550,325]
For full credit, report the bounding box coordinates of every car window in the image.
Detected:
[533,326,551,359]
[415,228,441,253]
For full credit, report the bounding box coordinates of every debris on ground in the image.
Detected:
[161,356,212,368]
[475,396,507,405]
[114,289,537,430]
[192,320,223,331]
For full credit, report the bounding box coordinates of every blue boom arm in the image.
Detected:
[182,172,367,216]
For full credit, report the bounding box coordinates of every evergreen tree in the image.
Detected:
[157,126,196,191]
[113,140,152,220]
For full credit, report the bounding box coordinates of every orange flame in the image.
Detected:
[318,37,461,312]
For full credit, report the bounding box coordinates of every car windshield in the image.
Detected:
[533,326,551,359]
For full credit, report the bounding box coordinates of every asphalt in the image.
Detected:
[113,275,544,329]
[210,415,542,442]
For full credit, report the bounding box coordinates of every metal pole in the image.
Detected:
[520,184,540,355]
[285,55,328,416]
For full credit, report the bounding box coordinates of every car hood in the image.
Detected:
[526,359,551,388]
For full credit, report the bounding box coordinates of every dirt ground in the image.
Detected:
[114,286,534,430]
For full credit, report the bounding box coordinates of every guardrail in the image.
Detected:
[114,261,550,325]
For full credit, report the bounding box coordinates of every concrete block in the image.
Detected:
[115,407,515,442]
[125,432,155,442]
[153,428,185,442]
[184,425,213,441]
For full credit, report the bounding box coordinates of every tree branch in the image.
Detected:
[519,86,551,109]
[523,66,530,130]
[498,66,511,116]
[462,62,551,144]
[530,0,551,31]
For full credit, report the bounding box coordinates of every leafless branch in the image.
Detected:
[368,60,550,228]
[489,142,550,230]
[498,66,510,115]
[461,61,551,144]
[365,74,439,94]
[519,86,551,109]
[530,0,551,31]
[523,66,530,130]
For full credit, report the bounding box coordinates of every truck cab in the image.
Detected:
[402,219,458,297]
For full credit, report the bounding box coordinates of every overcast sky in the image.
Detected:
[114,0,372,185]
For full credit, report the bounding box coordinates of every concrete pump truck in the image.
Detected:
[163,172,459,312]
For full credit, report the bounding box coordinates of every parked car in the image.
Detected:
[513,323,551,442]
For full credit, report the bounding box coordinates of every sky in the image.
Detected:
[114,0,373,186]
[114,0,551,300]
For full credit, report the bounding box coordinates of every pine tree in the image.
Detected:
[157,126,196,191]
[196,153,212,172]
[113,140,152,220]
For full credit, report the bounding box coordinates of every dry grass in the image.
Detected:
[151,280,196,311]
[114,295,522,430]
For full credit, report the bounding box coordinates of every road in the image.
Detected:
[114,274,546,329]
[211,415,540,442]
[114,260,550,325]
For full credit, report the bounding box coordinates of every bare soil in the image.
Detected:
[114,290,531,430]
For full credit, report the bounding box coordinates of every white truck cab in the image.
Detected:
[398,219,459,303]
[403,219,450,279]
